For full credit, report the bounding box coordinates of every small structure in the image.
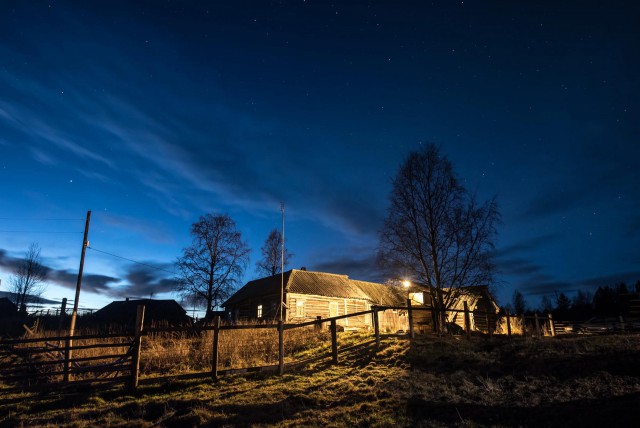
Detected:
[91,299,192,328]
[223,269,408,331]
[0,297,18,318]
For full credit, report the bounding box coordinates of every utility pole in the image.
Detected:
[64,210,90,381]
[69,210,91,337]
[280,202,284,322]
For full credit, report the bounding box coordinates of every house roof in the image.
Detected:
[224,269,407,307]
[0,297,18,316]
[91,299,191,326]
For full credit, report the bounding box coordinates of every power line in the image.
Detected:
[87,246,178,276]
[0,230,83,234]
[0,218,84,221]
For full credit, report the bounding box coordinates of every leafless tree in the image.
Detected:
[175,214,250,319]
[9,242,47,313]
[378,144,499,333]
[256,228,292,277]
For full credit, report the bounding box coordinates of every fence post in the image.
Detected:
[373,308,380,350]
[129,304,145,390]
[57,298,67,332]
[330,319,338,365]
[463,301,471,339]
[505,309,512,338]
[278,320,284,375]
[548,313,556,337]
[212,315,220,379]
[619,315,625,332]
[407,299,415,339]
[534,312,541,338]
[315,316,322,332]
[521,313,526,336]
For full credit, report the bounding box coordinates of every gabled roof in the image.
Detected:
[92,299,191,326]
[224,269,406,307]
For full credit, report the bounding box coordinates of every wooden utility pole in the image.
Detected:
[69,210,91,335]
[64,210,91,382]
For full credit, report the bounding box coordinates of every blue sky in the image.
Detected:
[1,1,638,312]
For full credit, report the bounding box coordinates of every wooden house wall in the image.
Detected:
[287,293,370,328]
[227,293,280,321]
[378,309,408,333]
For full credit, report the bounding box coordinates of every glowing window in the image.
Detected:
[296,300,306,317]
[257,304,263,318]
[409,292,424,304]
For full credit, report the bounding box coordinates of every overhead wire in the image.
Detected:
[87,246,178,276]
[0,230,83,233]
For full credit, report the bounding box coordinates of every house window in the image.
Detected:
[257,304,263,318]
[296,300,306,317]
[409,292,424,305]
[329,302,338,318]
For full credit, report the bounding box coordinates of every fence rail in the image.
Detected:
[2,302,631,393]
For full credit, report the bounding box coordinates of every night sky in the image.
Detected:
[1,1,638,312]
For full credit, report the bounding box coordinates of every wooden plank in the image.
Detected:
[330,319,338,365]
[278,320,284,375]
[0,332,135,345]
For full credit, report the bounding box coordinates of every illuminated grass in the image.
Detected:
[1,333,639,427]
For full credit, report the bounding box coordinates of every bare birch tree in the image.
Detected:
[175,214,250,319]
[256,228,292,277]
[9,242,47,313]
[378,144,499,333]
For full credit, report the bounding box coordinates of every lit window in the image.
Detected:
[257,304,263,318]
[296,300,306,317]
[409,292,424,304]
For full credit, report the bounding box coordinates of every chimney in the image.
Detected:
[126,297,129,302]
[300,266,307,271]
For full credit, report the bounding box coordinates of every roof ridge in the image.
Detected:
[291,269,349,279]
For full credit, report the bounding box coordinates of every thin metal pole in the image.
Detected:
[280,202,284,322]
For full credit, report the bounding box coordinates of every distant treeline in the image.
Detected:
[510,280,640,320]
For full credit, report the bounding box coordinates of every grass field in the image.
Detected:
[1,333,639,427]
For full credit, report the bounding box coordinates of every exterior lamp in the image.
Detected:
[402,280,411,288]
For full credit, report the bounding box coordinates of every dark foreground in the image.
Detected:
[1,334,639,427]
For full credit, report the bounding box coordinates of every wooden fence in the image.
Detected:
[0,303,595,392]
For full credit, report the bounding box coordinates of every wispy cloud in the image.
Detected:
[98,213,174,244]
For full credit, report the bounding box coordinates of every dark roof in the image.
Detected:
[224,269,406,307]
[0,297,18,316]
[92,299,191,326]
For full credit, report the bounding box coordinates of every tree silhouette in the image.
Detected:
[256,228,292,277]
[378,144,500,333]
[555,292,571,319]
[512,290,527,314]
[8,242,47,313]
[175,214,250,319]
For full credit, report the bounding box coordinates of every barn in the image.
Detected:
[223,269,408,331]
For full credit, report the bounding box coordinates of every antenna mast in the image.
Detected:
[280,202,285,322]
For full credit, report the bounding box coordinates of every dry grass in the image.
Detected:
[3,323,333,383]
[139,325,331,376]
[2,332,640,427]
